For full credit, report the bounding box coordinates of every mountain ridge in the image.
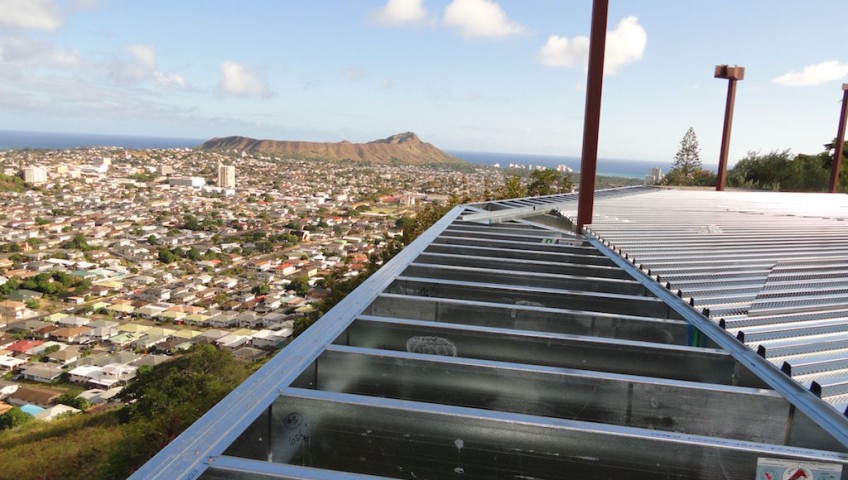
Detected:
[198,132,463,165]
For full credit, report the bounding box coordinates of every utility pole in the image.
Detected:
[828,83,848,193]
[575,0,609,233]
[714,65,745,191]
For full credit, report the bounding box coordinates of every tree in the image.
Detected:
[499,174,526,199]
[288,276,309,297]
[186,247,201,261]
[527,169,573,197]
[104,345,252,478]
[183,214,200,231]
[667,127,702,184]
[25,298,40,310]
[52,271,72,287]
[0,407,33,431]
[213,292,229,306]
[57,392,88,411]
[158,248,177,264]
[725,148,839,192]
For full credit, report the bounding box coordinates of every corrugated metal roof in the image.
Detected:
[558,188,848,413]
[134,194,848,479]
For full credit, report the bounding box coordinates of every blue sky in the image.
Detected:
[0,0,846,164]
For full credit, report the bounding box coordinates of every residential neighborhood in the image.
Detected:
[0,145,502,424]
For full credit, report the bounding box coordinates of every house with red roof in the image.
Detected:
[7,339,45,356]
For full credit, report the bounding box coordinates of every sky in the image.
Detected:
[0,0,846,165]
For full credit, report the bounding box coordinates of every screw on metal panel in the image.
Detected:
[677,290,683,298]
[689,297,695,307]
[718,318,726,329]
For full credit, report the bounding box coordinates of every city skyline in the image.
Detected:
[0,0,846,164]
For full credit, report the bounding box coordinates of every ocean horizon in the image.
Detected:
[0,130,679,179]
[0,130,205,150]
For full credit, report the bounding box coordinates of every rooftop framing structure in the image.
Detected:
[134,187,848,480]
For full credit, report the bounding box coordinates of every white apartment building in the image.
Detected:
[23,166,48,185]
[218,164,236,188]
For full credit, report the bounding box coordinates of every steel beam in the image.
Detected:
[426,242,615,266]
[342,316,741,384]
[575,0,609,232]
[366,293,690,344]
[255,388,848,479]
[297,345,790,442]
[401,263,648,296]
[387,276,673,318]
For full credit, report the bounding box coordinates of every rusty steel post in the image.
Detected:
[575,0,609,233]
[828,83,848,193]
[714,65,745,191]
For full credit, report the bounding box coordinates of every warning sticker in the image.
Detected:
[755,457,842,480]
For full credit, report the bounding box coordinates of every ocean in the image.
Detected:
[0,130,204,150]
[449,150,674,179]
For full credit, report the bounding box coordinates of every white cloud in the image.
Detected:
[773,60,848,87]
[118,44,155,82]
[603,16,646,74]
[539,35,589,68]
[370,0,432,27]
[0,0,63,31]
[443,0,526,39]
[539,16,646,75]
[127,44,156,72]
[112,44,185,89]
[0,36,79,69]
[154,71,186,89]
[219,61,270,98]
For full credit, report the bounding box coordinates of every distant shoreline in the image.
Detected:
[0,130,675,179]
[449,150,674,180]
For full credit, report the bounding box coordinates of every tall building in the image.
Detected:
[218,165,236,188]
[22,166,47,185]
[643,167,664,186]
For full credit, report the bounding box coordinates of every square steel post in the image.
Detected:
[828,83,848,193]
[714,65,745,191]
[575,0,609,233]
